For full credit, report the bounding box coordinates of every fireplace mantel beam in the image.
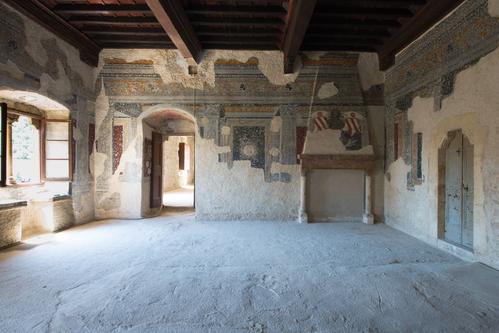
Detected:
[299,154,376,172]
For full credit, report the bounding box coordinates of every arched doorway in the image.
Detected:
[438,129,474,250]
[141,108,196,213]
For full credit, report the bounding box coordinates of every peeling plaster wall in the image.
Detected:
[97,48,384,221]
[0,3,96,228]
[384,0,499,269]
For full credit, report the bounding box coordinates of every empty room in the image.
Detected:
[1,0,499,332]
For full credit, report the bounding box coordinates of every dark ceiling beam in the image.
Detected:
[186,5,286,17]
[281,0,318,74]
[145,0,203,62]
[54,4,152,16]
[377,0,466,70]
[3,0,101,67]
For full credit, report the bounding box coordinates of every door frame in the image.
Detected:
[437,129,474,250]
[150,131,163,209]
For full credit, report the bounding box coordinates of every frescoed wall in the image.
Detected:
[95,51,384,220]
[0,2,96,227]
[384,0,499,269]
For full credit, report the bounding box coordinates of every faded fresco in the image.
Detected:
[98,52,377,189]
[303,110,372,155]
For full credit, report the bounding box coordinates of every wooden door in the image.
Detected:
[150,132,163,208]
[444,130,473,249]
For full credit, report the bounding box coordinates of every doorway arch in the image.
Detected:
[139,106,197,216]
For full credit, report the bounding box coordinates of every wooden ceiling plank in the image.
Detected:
[53,4,152,16]
[145,0,203,62]
[69,16,160,25]
[82,28,166,36]
[320,0,426,9]
[3,0,101,67]
[281,0,318,74]
[377,0,466,70]
[186,5,286,17]
[313,7,414,20]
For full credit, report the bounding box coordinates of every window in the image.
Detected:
[45,121,70,180]
[0,103,71,186]
[11,116,40,184]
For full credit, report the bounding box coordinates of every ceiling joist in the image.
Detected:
[281,0,318,74]
[145,0,203,63]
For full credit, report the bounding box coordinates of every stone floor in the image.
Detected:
[1,213,499,333]
[163,185,194,207]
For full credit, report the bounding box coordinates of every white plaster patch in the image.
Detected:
[357,53,385,91]
[270,117,282,132]
[221,126,231,136]
[195,136,300,221]
[489,0,499,17]
[94,81,109,138]
[317,82,339,99]
[93,152,107,178]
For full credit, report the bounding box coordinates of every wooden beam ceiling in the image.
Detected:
[145,0,203,62]
[281,0,318,74]
[3,0,471,71]
[3,0,101,67]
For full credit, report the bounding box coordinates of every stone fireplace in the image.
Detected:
[298,154,376,224]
